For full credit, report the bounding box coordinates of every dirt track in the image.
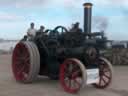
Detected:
[0,54,128,96]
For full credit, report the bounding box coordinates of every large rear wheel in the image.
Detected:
[60,58,86,93]
[12,41,40,83]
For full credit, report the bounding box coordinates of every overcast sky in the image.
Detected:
[0,0,128,40]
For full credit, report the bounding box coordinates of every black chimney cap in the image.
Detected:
[83,3,93,8]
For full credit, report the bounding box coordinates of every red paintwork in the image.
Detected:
[12,42,30,81]
[60,59,82,93]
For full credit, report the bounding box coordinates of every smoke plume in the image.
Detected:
[93,16,109,32]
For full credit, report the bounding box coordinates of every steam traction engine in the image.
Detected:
[12,3,113,93]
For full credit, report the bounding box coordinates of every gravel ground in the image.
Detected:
[0,54,128,96]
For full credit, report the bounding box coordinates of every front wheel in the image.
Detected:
[93,57,113,88]
[60,58,87,93]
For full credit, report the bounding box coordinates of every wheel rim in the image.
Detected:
[95,58,112,88]
[12,42,30,81]
[54,26,68,34]
[60,59,85,93]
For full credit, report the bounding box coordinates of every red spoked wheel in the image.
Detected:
[12,41,40,83]
[60,58,87,93]
[93,57,113,88]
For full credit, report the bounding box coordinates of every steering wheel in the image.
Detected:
[53,26,68,35]
[44,29,52,34]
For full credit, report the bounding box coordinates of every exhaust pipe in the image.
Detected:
[83,3,93,34]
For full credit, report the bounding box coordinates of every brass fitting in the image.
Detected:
[83,3,93,8]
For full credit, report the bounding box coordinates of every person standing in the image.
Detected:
[36,25,45,36]
[27,22,37,40]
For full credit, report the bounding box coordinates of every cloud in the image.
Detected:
[0,0,128,8]
[0,0,123,11]
[92,0,128,8]
[0,0,85,8]
[15,0,47,8]
[108,0,128,7]
[0,0,47,8]
[0,12,25,21]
